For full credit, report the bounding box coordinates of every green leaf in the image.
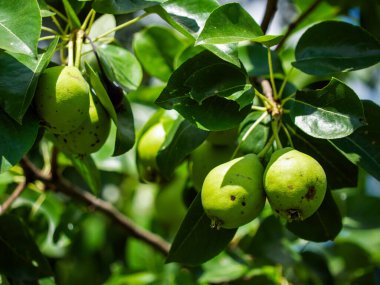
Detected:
[196,3,282,46]
[166,193,236,265]
[157,118,208,180]
[286,190,342,242]
[150,0,241,66]
[184,63,249,103]
[0,214,53,280]
[97,44,143,91]
[292,21,380,75]
[152,0,219,36]
[287,123,358,189]
[290,78,366,139]
[199,252,249,283]
[329,100,380,181]
[92,0,166,14]
[85,62,118,122]
[238,111,271,154]
[113,96,135,156]
[0,37,58,123]
[37,0,54,17]
[85,63,135,156]
[133,25,188,82]
[156,51,251,131]
[69,154,101,195]
[0,110,39,173]
[247,215,298,265]
[62,0,81,29]
[0,0,41,56]
[238,43,284,77]
[201,43,240,67]
[345,195,380,229]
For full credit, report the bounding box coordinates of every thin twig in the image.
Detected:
[261,0,278,34]
[20,158,170,256]
[0,180,27,215]
[276,0,323,51]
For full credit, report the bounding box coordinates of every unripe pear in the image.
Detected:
[201,154,266,229]
[53,94,110,155]
[137,120,174,182]
[34,66,90,134]
[264,148,327,221]
[190,141,235,191]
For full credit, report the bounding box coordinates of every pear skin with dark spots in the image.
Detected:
[264,148,327,222]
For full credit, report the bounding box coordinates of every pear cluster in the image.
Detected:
[197,143,327,229]
[34,66,110,155]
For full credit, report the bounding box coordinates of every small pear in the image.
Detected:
[201,154,266,229]
[264,148,327,221]
[34,66,90,134]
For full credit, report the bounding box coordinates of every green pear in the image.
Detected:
[190,141,235,192]
[201,154,266,229]
[34,66,90,134]
[53,93,110,155]
[137,119,174,182]
[264,148,327,221]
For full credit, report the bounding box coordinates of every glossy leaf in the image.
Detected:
[292,21,380,75]
[70,154,101,195]
[287,122,358,189]
[157,118,208,180]
[0,214,53,280]
[201,43,240,67]
[196,3,262,43]
[97,44,143,91]
[92,0,166,14]
[156,51,251,131]
[0,37,58,123]
[133,25,188,82]
[238,44,283,77]
[166,193,236,265]
[0,0,41,56]
[329,100,380,181]
[0,110,39,173]
[286,190,342,242]
[153,0,219,36]
[290,78,366,139]
[196,3,282,47]
[150,0,241,66]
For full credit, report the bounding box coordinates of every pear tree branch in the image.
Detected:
[20,157,171,256]
[261,0,278,33]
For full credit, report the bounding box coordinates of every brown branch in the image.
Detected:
[261,0,278,34]
[258,78,274,102]
[276,0,323,51]
[0,180,27,215]
[21,157,171,256]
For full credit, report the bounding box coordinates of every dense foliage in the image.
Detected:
[0,0,380,284]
